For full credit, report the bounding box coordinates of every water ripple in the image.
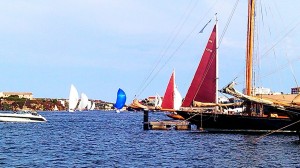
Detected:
[0,111,299,167]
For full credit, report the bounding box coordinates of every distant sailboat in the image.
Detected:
[154,93,162,108]
[114,88,126,112]
[90,102,96,110]
[68,84,79,112]
[160,70,184,120]
[87,101,92,110]
[77,93,89,111]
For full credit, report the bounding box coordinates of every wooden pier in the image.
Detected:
[143,110,191,130]
[148,120,190,130]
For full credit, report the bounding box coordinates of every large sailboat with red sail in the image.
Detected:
[175,3,300,133]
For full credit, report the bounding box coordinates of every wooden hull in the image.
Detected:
[176,111,299,133]
[166,113,185,120]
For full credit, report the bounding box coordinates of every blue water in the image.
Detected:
[1,111,299,167]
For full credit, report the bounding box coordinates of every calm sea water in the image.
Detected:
[0,111,299,167]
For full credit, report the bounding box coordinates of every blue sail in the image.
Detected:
[114,88,126,109]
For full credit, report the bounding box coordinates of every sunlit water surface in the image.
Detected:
[1,111,299,167]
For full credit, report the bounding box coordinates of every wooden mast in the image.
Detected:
[246,0,255,96]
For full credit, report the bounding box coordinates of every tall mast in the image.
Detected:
[245,0,255,96]
[215,13,219,103]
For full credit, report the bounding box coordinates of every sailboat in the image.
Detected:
[68,84,79,112]
[87,101,92,110]
[77,93,89,111]
[90,102,96,110]
[114,88,127,112]
[175,8,300,133]
[128,70,183,113]
[154,93,162,109]
[159,70,185,120]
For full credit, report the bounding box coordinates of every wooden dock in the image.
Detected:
[143,110,191,130]
[145,120,191,130]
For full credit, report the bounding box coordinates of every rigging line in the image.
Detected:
[251,21,300,87]
[192,51,216,102]
[288,56,299,88]
[138,1,220,97]
[254,119,300,143]
[255,1,279,87]
[218,0,240,47]
[215,0,244,87]
[257,58,300,81]
[260,20,300,59]
[135,0,199,98]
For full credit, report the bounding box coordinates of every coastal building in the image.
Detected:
[291,87,300,94]
[147,96,163,105]
[0,92,33,100]
[243,87,271,95]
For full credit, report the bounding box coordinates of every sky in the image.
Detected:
[1,0,300,103]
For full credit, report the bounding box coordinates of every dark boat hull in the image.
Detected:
[176,111,299,133]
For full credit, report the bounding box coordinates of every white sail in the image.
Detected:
[154,93,162,108]
[87,101,92,110]
[68,84,79,112]
[90,102,95,110]
[77,93,89,111]
[157,95,162,107]
[173,83,182,110]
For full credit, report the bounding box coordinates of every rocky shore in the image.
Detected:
[0,96,114,111]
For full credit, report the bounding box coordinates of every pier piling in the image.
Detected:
[143,110,149,130]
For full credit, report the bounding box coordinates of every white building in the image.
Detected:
[0,92,33,100]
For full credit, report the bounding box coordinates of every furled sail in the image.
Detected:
[182,24,217,107]
[221,82,300,113]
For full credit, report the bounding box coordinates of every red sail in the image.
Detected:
[182,25,217,107]
[161,71,175,109]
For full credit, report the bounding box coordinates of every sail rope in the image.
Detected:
[135,0,220,99]
[220,1,300,91]
[217,0,240,46]
[288,56,299,88]
[135,0,242,101]
[259,19,300,61]
[254,119,300,143]
[134,0,199,99]
[191,0,240,103]
[251,1,300,92]
[178,110,204,124]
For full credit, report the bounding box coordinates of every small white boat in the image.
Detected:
[0,111,47,122]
